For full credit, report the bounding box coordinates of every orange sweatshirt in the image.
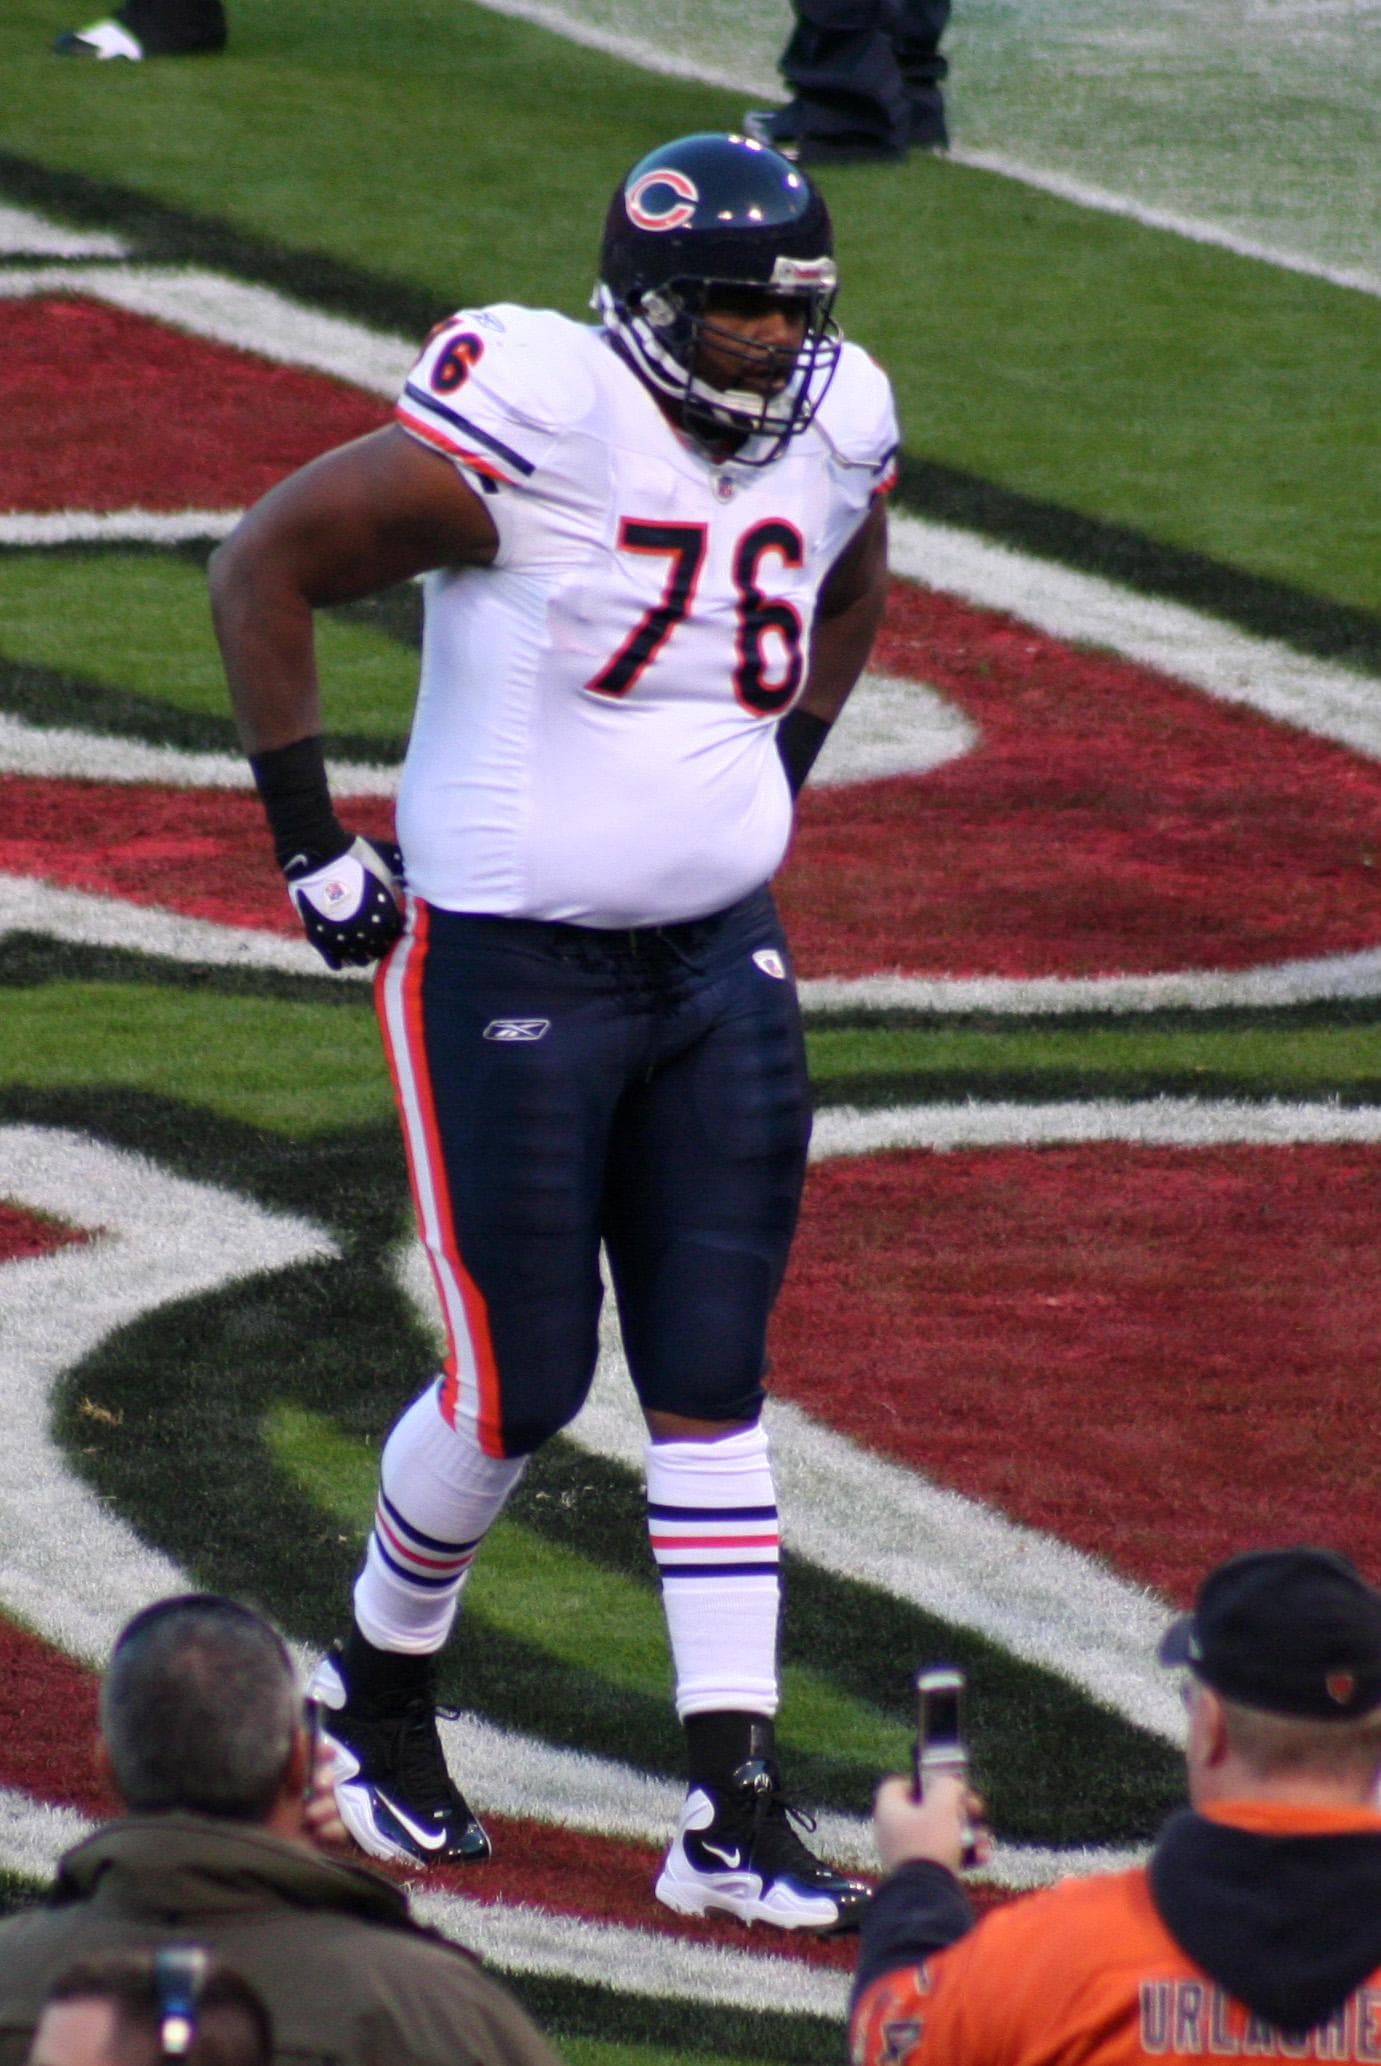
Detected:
[851,1802,1381,2066]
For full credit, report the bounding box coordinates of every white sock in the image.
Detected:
[352,1380,527,1654]
[646,1423,781,1720]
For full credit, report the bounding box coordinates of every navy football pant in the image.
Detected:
[375,887,812,1459]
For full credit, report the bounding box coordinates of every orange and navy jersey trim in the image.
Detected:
[374,903,507,1456]
[395,382,536,486]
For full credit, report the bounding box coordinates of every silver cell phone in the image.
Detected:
[914,1665,979,1865]
[913,1665,967,1800]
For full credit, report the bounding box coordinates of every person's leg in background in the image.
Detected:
[747,0,911,164]
[745,0,950,162]
[893,0,951,147]
[54,0,226,57]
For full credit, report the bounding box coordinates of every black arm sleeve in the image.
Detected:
[248,734,350,871]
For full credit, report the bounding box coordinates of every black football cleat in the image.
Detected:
[309,1644,491,1867]
[655,1754,871,1931]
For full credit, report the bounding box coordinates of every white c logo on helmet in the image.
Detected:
[626,168,699,232]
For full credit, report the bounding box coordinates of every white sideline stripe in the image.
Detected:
[0,205,128,260]
[0,1127,336,1662]
[0,510,240,546]
[0,712,398,793]
[0,265,412,398]
[888,512,1381,761]
[454,1,1377,296]
[947,152,1381,301]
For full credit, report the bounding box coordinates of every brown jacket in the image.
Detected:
[0,1814,566,2066]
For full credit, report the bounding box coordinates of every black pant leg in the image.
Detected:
[118,0,227,53]
[779,0,910,150]
[889,0,950,143]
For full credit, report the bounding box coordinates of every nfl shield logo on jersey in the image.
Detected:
[752,949,787,980]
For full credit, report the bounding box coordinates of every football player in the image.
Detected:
[211,131,897,1933]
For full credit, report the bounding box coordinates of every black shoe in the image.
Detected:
[655,1755,871,1931]
[743,103,908,166]
[309,1643,491,1867]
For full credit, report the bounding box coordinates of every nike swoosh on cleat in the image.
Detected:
[373,1790,452,1851]
[700,1841,743,1868]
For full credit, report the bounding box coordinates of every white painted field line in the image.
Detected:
[946,151,1381,300]
[411,1883,851,2017]
[0,712,397,794]
[797,952,1381,1017]
[0,266,411,397]
[0,511,240,547]
[557,1264,1185,1749]
[11,870,1381,1012]
[0,205,128,260]
[888,512,1381,760]
[810,1098,1381,1158]
[0,873,345,978]
[0,1783,849,2015]
[0,1128,336,1662]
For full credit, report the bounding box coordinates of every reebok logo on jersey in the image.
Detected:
[483,1018,551,1041]
[752,949,787,980]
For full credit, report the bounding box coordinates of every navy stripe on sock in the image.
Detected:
[379,1487,479,1558]
[372,1536,464,1590]
[656,1561,782,1579]
[646,1502,779,1522]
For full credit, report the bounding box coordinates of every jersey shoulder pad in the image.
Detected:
[396,304,597,485]
[813,339,900,481]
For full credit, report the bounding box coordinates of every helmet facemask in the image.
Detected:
[605,263,840,462]
[596,134,843,465]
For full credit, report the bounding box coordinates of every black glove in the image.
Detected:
[284,836,405,970]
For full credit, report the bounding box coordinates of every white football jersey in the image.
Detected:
[393,304,898,927]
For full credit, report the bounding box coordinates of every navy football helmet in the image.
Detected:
[596,132,841,462]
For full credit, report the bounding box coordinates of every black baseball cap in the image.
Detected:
[1158,1548,1381,1720]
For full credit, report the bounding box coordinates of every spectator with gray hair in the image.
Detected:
[0,1595,566,2066]
[25,1948,270,2066]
